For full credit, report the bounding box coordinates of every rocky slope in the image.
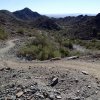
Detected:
[13,8,41,20]
[0,8,100,39]
[0,38,99,99]
[0,65,100,100]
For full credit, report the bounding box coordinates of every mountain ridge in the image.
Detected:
[13,7,42,20]
[0,7,100,39]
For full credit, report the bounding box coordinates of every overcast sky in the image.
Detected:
[0,0,100,14]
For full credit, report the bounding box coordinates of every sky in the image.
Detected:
[0,0,100,15]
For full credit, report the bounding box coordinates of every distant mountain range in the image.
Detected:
[0,8,60,30]
[47,14,96,18]
[0,7,100,39]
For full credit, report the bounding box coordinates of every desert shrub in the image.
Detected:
[17,28,24,35]
[17,45,39,59]
[60,47,70,57]
[52,50,61,58]
[88,40,100,50]
[17,34,72,60]
[0,28,8,40]
[37,46,50,60]
[74,39,100,50]
[69,50,81,56]
[18,44,56,60]
[62,40,73,49]
[55,35,73,49]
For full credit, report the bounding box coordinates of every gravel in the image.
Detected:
[0,38,100,99]
[0,66,100,100]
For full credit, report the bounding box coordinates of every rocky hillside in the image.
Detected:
[13,8,41,20]
[0,8,100,39]
[95,13,100,29]
[56,14,100,39]
[0,8,60,34]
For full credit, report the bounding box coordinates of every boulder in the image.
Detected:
[50,77,58,87]
[50,57,61,61]
[82,71,88,75]
[16,91,24,97]
[56,95,62,99]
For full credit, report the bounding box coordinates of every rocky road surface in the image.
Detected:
[0,38,100,100]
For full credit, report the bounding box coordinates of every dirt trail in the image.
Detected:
[3,59,99,78]
[0,39,100,79]
[0,39,18,55]
[0,39,100,99]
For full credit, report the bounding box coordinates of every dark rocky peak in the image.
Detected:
[13,7,41,20]
[96,13,100,17]
[22,7,32,12]
[95,13,100,21]
[95,13,100,27]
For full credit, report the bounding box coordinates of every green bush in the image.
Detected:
[60,47,70,57]
[74,39,100,50]
[0,28,8,40]
[17,28,24,35]
[17,34,72,60]
[69,50,81,56]
[18,45,39,59]
[38,46,50,60]
[62,40,73,49]
[52,50,61,58]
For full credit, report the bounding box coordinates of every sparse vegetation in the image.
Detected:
[1,7,100,100]
[17,34,73,60]
[16,28,24,35]
[0,8,100,61]
[0,28,8,40]
[74,39,100,50]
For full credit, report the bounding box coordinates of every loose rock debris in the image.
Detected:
[0,67,100,100]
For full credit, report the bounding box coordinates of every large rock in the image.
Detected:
[82,71,88,75]
[16,91,24,97]
[56,95,62,99]
[50,77,58,87]
[50,57,61,61]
